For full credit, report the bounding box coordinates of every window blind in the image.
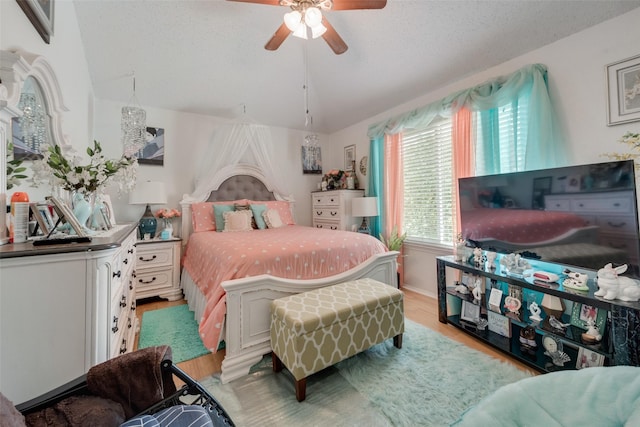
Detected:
[402,117,454,244]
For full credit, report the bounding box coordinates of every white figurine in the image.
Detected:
[562,269,589,291]
[473,247,485,267]
[454,282,469,294]
[529,302,542,322]
[543,336,571,367]
[595,263,640,302]
[485,251,497,269]
[582,318,602,343]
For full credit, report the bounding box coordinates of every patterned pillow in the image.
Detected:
[254,200,295,225]
[235,204,258,229]
[263,209,284,229]
[213,205,235,231]
[223,210,253,232]
[249,204,268,229]
[191,199,249,232]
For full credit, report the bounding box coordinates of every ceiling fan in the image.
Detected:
[227,0,387,55]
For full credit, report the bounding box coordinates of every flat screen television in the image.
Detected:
[458,160,640,277]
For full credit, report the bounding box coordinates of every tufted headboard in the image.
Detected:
[206,175,276,202]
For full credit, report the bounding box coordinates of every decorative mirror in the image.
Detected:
[0,49,69,189]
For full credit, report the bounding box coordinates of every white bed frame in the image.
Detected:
[180,164,398,383]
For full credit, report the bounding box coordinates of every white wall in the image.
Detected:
[331,8,640,298]
[93,99,329,227]
[1,0,94,202]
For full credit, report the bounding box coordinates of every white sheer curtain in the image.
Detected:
[184,123,290,203]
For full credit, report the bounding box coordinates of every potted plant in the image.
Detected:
[380,226,407,286]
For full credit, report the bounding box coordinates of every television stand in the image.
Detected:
[436,255,640,372]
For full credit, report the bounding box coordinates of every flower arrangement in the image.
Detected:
[31,141,138,194]
[603,131,640,178]
[155,208,181,219]
[323,169,347,190]
[6,141,28,190]
[379,225,407,251]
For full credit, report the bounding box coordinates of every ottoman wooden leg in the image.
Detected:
[295,378,307,402]
[394,333,403,349]
[272,352,283,373]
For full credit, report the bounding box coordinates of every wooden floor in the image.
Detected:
[134,289,537,382]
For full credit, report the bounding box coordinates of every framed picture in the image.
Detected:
[576,347,605,369]
[134,126,164,165]
[487,311,511,338]
[48,196,88,237]
[606,54,640,126]
[570,303,607,333]
[488,287,504,312]
[461,300,481,323]
[99,195,117,227]
[565,174,581,192]
[344,145,355,171]
[16,0,55,44]
[302,146,322,174]
[30,202,55,235]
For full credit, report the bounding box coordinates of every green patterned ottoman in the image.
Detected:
[270,278,404,401]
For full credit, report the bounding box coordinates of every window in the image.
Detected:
[401,99,529,245]
[402,117,454,245]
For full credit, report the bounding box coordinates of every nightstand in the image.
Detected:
[135,237,182,301]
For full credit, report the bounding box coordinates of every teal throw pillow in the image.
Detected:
[250,204,267,229]
[213,204,235,231]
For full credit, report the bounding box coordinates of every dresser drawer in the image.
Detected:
[136,246,174,270]
[544,197,570,211]
[136,268,174,294]
[313,208,340,220]
[313,220,340,230]
[312,193,340,207]
[570,194,634,214]
[596,215,638,234]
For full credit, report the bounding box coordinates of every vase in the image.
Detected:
[160,218,173,240]
[72,191,95,230]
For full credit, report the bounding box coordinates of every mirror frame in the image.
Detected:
[0,49,70,192]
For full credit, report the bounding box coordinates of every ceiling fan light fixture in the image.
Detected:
[310,22,326,39]
[284,10,302,31]
[292,23,308,39]
[304,7,322,27]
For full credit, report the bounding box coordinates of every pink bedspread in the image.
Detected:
[182,225,388,351]
[462,208,588,244]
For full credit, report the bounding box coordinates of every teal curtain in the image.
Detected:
[366,64,566,235]
[479,108,501,174]
[368,137,384,240]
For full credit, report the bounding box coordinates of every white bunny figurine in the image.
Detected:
[595,263,640,302]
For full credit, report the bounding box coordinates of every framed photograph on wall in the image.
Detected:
[302,146,322,174]
[606,54,640,126]
[16,0,55,44]
[344,145,355,171]
[134,126,165,165]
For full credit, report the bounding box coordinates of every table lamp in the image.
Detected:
[129,180,167,239]
[352,196,378,234]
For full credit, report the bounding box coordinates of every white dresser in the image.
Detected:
[545,190,640,265]
[135,237,182,301]
[311,189,364,231]
[0,224,138,403]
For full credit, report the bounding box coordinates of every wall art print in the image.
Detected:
[606,54,640,126]
[134,126,164,166]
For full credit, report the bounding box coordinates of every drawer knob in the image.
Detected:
[330,211,337,216]
[316,211,322,216]
[123,258,128,265]
[128,248,134,254]
[139,276,157,284]
[112,316,119,333]
[120,295,126,307]
[131,302,136,311]
[113,270,121,278]
[139,255,157,262]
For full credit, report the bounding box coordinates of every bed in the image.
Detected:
[179,164,398,384]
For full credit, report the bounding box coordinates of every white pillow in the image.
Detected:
[223,210,253,232]
[263,209,284,229]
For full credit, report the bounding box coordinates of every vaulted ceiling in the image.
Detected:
[73,0,640,134]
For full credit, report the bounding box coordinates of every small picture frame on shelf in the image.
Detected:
[488,287,504,313]
[570,303,607,333]
[461,300,481,323]
[30,202,55,235]
[576,347,605,369]
[48,196,88,237]
[487,311,511,338]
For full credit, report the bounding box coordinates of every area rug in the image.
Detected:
[138,304,210,363]
[201,319,532,427]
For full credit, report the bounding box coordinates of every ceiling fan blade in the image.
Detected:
[226,0,282,5]
[321,17,348,55]
[330,0,387,10]
[265,23,292,51]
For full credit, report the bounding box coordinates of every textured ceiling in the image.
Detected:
[73,0,640,134]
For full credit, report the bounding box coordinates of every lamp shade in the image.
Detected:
[352,197,378,217]
[129,181,167,205]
